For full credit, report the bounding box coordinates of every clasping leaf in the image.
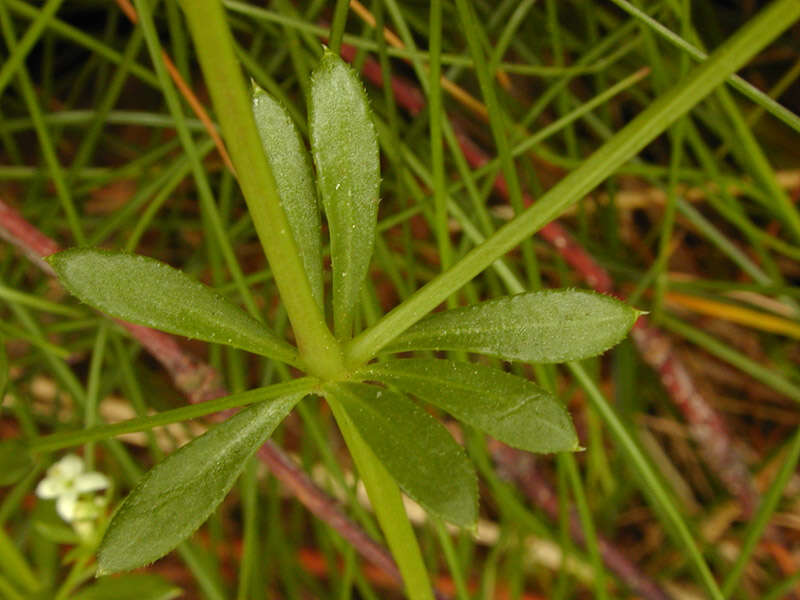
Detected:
[384,290,639,363]
[97,393,302,574]
[325,382,477,526]
[48,249,299,366]
[360,358,578,453]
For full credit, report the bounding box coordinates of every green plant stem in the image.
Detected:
[327,0,349,55]
[83,322,108,470]
[328,398,435,600]
[567,362,724,600]
[563,454,608,600]
[237,459,259,600]
[28,378,319,453]
[428,0,450,272]
[433,520,470,600]
[345,0,800,367]
[179,0,344,379]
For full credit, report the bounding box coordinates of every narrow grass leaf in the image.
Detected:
[384,290,638,363]
[97,393,302,574]
[252,84,323,307]
[73,574,181,600]
[48,249,299,365]
[360,358,578,453]
[326,382,477,526]
[310,50,380,339]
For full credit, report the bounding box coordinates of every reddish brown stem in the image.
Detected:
[340,44,757,514]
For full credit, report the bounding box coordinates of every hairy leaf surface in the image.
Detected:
[310,51,380,339]
[48,249,298,364]
[384,290,638,363]
[97,394,301,574]
[325,382,477,526]
[252,84,323,307]
[361,358,578,453]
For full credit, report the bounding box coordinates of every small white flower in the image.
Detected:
[35,454,110,523]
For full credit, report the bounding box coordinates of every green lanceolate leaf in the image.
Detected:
[97,393,302,574]
[360,358,578,453]
[384,290,639,363]
[48,249,299,365]
[310,50,380,340]
[252,83,324,308]
[73,574,181,600]
[325,382,477,526]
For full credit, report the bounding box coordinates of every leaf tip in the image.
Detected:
[43,250,65,268]
[250,78,264,96]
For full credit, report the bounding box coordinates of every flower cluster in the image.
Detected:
[36,454,110,539]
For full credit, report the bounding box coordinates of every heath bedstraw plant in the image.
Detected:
[4,0,797,597]
[50,49,629,556]
[42,50,637,592]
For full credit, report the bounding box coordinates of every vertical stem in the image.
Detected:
[83,322,108,471]
[562,454,608,600]
[328,398,435,600]
[179,0,344,379]
[328,0,350,55]
[428,0,450,272]
[433,519,470,600]
[237,459,259,600]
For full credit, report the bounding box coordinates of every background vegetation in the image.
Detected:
[1,0,800,598]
